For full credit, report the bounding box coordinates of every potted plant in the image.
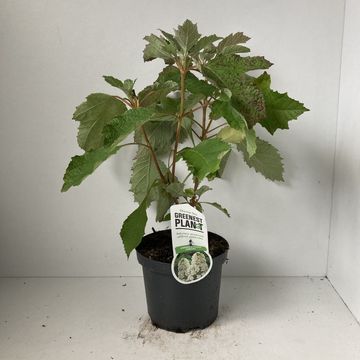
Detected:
[61,20,308,332]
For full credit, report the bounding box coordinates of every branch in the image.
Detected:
[192,128,202,140]
[171,68,187,182]
[141,126,167,183]
[207,122,227,134]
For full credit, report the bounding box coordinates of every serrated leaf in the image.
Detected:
[255,72,309,134]
[135,120,175,154]
[138,80,177,107]
[103,108,154,146]
[231,82,266,128]
[203,55,270,128]
[204,54,272,87]
[73,93,126,151]
[120,199,148,257]
[217,32,250,54]
[239,137,284,181]
[179,138,231,181]
[221,44,250,55]
[192,35,221,53]
[143,34,176,63]
[201,202,230,217]
[130,147,167,204]
[174,19,201,53]
[103,76,136,98]
[61,145,120,192]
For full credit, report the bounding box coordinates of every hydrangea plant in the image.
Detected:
[62,20,308,256]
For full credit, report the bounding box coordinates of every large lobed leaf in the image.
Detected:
[63,108,155,192]
[179,138,231,181]
[73,93,126,151]
[255,72,309,134]
[174,19,201,53]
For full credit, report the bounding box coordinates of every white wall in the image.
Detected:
[328,0,360,322]
[0,0,344,276]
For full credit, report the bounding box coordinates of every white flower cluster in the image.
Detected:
[177,252,209,282]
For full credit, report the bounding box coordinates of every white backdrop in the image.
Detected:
[0,0,345,276]
[328,0,360,322]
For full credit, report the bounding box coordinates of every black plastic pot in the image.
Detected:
[136,231,228,333]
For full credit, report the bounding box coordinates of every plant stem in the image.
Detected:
[114,96,132,107]
[121,142,149,149]
[201,101,208,139]
[192,128,202,140]
[141,126,167,183]
[171,68,187,182]
[207,122,227,134]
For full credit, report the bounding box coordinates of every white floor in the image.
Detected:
[0,277,359,360]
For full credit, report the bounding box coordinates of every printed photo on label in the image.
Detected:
[173,250,212,283]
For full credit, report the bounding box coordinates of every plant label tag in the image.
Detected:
[170,204,213,284]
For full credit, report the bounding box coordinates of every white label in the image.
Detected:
[170,204,213,284]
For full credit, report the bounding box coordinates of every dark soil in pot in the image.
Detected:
[136,229,229,333]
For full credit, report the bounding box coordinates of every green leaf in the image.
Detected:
[217,32,250,54]
[196,185,212,197]
[239,137,284,181]
[231,82,266,128]
[163,182,185,198]
[216,150,231,178]
[245,128,257,158]
[192,35,221,53]
[211,99,247,129]
[221,45,250,55]
[138,80,177,107]
[201,202,230,217]
[73,93,126,151]
[103,76,136,98]
[179,138,231,181]
[143,34,176,63]
[155,186,174,222]
[103,108,154,146]
[130,147,167,204]
[61,145,120,192]
[157,66,216,97]
[184,93,205,112]
[135,120,175,154]
[120,199,148,257]
[174,19,201,53]
[203,55,270,128]
[218,126,245,143]
[203,54,272,87]
[255,72,309,134]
